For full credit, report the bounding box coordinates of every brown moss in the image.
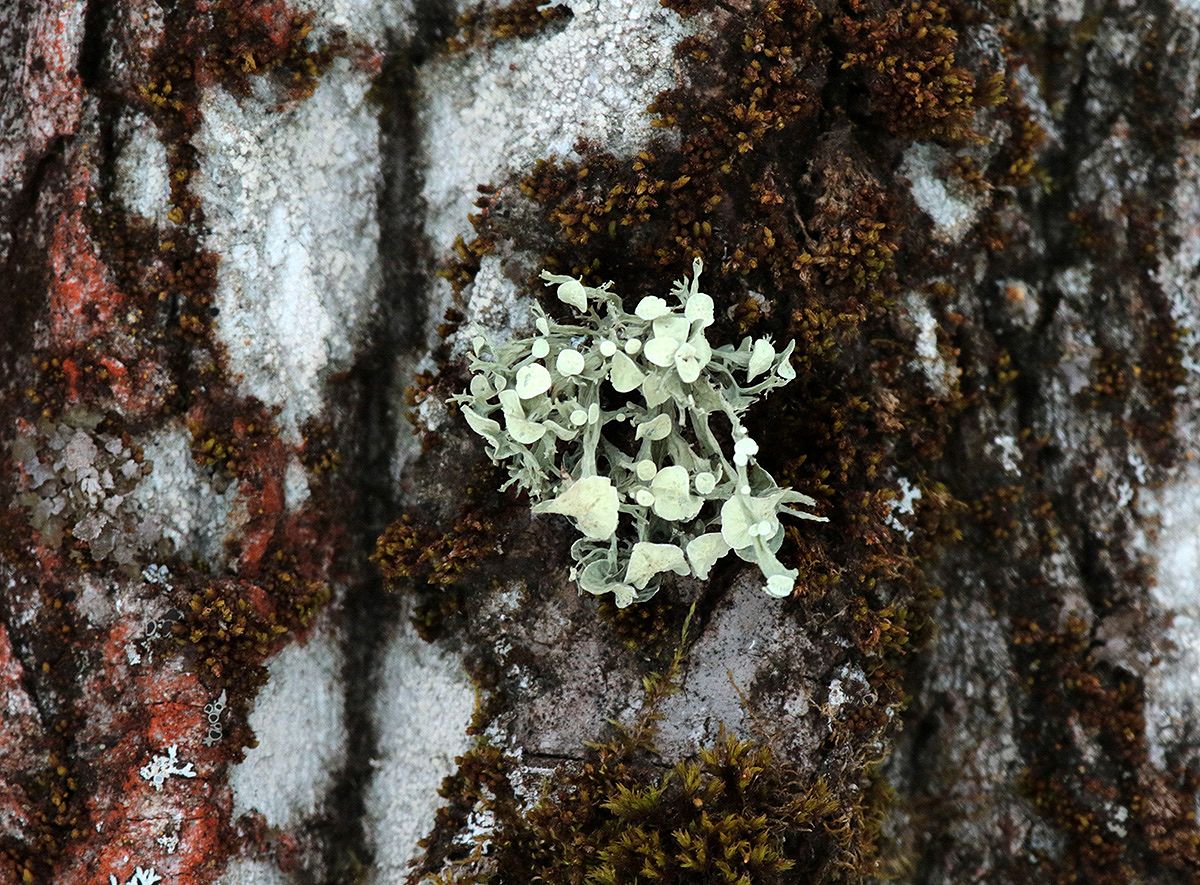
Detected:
[0,610,85,879]
[445,0,572,54]
[989,75,1048,187]
[373,489,510,642]
[173,571,330,684]
[187,392,280,479]
[1014,614,1200,882]
[205,1,336,99]
[835,0,1005,144]
[0,510,98,879]
[598,591,680,655]
[299,416,343,475]
[373,511,500,588]
[440,229,497,302]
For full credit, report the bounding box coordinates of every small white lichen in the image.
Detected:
[142,563,172,589]
[156,832,179,855]
[903,291,960,396]
[1105,802,1130,838]
[900,142,986,243]
[826,680,847,713]
[139,745,196,792]
[992,434,1022,475]
[202,688,228,748]
[13,413,154,565]
[133,614,179,667]
[885,477,923,540]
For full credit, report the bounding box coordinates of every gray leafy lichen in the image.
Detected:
[451,259,825,607]
[13,409,157,566]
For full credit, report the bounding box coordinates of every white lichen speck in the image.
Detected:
[139,745,196,792]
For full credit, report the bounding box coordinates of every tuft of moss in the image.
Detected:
[373,511,500,589]
[166,544,334,723]
[445,0,573,54]
[416,605,896,883]
[493,729,851,884]
[299,416,343,475]
[204,0,336,99]
[836,0,1005,144]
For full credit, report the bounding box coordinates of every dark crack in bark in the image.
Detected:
[318,1,460,879]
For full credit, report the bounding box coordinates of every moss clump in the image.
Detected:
[7,750,78,883]
[507,0,827,283]
[186,392,280,480]
[510,731,852,884]
[373,511,500,588]
[205,0,335,99]
[416,607,891,883]
[836,0,1005,144]
[445,0,572,54]
[0,516,90,881]
[373,494,507,643]
[299,416,343,475]
[599,591,682,655]
[989,77,1048,187]
[171,553,331,688]
[425,738,892,884]
[374,455,515,640]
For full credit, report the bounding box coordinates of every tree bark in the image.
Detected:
[3,1,1200,883]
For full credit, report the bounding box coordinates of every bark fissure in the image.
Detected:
[319,2,459,877]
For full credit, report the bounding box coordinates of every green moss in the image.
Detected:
[494,729,851,884]
[416,606,897,883]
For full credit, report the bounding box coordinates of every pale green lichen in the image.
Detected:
[451,259,825,607]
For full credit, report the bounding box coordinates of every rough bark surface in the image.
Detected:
[3,1,1200,883]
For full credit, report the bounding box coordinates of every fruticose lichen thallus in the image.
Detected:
[452,259,825,607]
